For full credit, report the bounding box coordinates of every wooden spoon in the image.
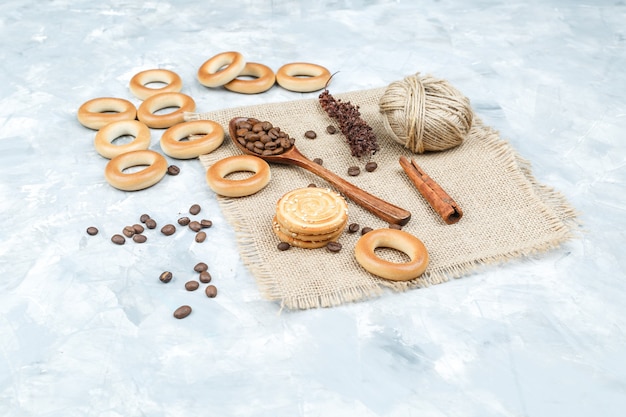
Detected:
[229,117,411,225]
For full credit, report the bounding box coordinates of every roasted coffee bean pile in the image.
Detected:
[233,118,295,156]
[160,261,219,319]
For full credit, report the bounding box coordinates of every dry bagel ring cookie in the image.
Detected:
[224,62,276,94]
[136,92,196,129]
[206,154,271,197]
[275,187,348,235]
[197,51,246,88]
[105,149,168,191]
[275,62,331,92]
[129,69,183,100]
[94,120,151,159]
[77,97,137,130]
[354,228,429,281]
[160,120,224,159]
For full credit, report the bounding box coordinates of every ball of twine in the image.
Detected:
[379,73,474,153]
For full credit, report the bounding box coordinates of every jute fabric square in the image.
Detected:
[188,88,578,310]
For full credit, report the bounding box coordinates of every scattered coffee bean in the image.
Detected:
[389,223,403,230]
[361,227,373,235]
[347,166,360,176]
[347,223,360,233]
[304,130,317,139]
[308,183,317,188]
[145,218,157,229]
[111,234,125,245]
[199,271,212,283]
[185,280,200,291]
[200,219,213,228]
[313,158,323,165]
[173,305,192,319]
[159,271,173,283]
[178,216,191,226]
[161,224,176,236]
[194,262,208,272]
[326,125,337,134]
[132,224,144,234]
[132,234,147,243]
[189,204,201,215]
[167,165,180,175]
[140,214,150,223]
[195,231,207,243]
[326,241,342,253]
[277,242,291,251]
[189,221,202,232]
[365,161,378,172]
[205,285,218,298]
[122,226,135,237]
[86,226,98,236]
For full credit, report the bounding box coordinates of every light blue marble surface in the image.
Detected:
[1,0,625,416]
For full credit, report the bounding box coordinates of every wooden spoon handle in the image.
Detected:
[293,156,412,225]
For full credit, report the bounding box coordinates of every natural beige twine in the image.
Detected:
[187,87,578,311]
[379,73,473,153]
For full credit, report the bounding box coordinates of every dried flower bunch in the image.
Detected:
[319,87,380,158]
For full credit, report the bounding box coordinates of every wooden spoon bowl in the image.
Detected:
[228,117,411,225]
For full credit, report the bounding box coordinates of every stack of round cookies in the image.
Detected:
[273,187,348,249]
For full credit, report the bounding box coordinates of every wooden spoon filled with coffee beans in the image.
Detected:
[229,117,411,226]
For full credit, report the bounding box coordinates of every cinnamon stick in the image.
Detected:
[399,156,463,224]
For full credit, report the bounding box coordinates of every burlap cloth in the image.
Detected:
[187,87,578,310]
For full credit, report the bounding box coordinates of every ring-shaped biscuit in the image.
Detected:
[104,149,168,191]
[160,120,225,159]
[197,51,246,88]
[136,92,196,129]
[354,229,429,281]
[94,120,151,159]
[206,155,271,197]
[129,69,183,100]
[77,97,137,130]
[224,62,276,94]
[275,62,331,92]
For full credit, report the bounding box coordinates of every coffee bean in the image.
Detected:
[277,242,291,251]
[347,223,360,233]
[167,165,180,175]
[205,285,218,298]
[189,204,201,215]
[389,223,403,230]
[308,183,317,188]
[326,241,342,252]
[145,218,157,229]
[173,305,192,319]
[304,130,317,139]
[122,226,135,237]
[86,226,98,236]
[199,271,212,283]
[111,234,125,245]
[200,219,213,228]
[161,224,176,236]
[139,214,150,223]
[132,224,144,234]
[347,166,360,176]
[132,234,147,243]
[194,262,208,272]
[185,280,200,291]
[195,231,207,243]
[361,227,373,235]
[365,161,378,172]
[177,216,190,226]
[326,125,337,134]
[189,221,202,232]
[159,271,173,283]
[313,158,323,165]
